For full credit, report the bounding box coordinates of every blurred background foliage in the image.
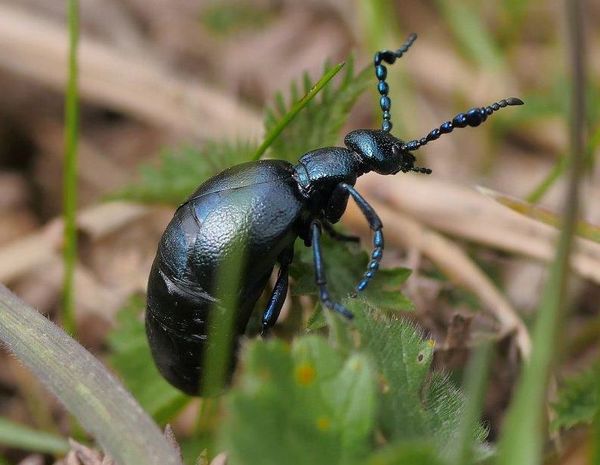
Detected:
[0,0,599,464]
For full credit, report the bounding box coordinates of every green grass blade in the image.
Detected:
[527,125,600,203]
[62,0,80,335]
[526,155,569,204]
[0,284,182,465]
[434,0,503,69]
[252,62,344,160]
[448,342,493,465]
[496,1,587,463]
[595,384,600,464]
[0,417,69,454]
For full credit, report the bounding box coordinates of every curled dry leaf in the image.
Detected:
[52,439,114,465]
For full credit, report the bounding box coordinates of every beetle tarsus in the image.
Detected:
[311,221,354,319]
[340,184,385,292]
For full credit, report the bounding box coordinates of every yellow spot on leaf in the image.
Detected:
[427,339,436,348]
[316,416,331,431]
[295,362,316,386]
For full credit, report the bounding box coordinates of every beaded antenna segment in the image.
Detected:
[374,34,524,138]
[374,32,418,132]
[401,97,524,151]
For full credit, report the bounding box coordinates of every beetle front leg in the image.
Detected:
[339,183,384,292]
[311,221,354,319]
[260,247,293,336]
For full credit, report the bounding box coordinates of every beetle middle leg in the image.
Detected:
[311,221,353,319]
[260,246,294,336]
[339,183,384,292]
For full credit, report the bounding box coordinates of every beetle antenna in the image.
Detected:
[412,166,432,175]
[401,97,524,151]
[374,33,418,133]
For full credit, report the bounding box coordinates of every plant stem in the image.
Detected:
[62,0,80,335]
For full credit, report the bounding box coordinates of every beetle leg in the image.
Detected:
[339,183,384,292]
[323,221,360,243]
[260,247,294,336]
[311,221,354,319]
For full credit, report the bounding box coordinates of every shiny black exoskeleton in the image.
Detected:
[146,33,523,395]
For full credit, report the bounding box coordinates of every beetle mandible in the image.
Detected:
[146,33,523,395]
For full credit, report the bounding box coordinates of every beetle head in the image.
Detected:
[344,129,423,175]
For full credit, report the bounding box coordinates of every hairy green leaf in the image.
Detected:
[219,336,377,465]
[349,301,488,458]
[366,441,444,465]
[107,297,191,423]
[264,58,372,162]
[114,141,257,205]
[254,62,345,160]
[291,236,413,330]
[551,364,600,431]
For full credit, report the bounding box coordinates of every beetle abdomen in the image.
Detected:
[146,258,270,395]
[146,160,306,395]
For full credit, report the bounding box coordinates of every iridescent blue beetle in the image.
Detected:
[146,33,523,395]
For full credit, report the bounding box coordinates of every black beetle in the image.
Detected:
[146,33,523,395]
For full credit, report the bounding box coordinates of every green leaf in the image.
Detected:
[351,304,432,438]
[0,284,182,465]
[290,235,413,323]
[114,141,257,205]
[264,58,372,163]
[219,336,377,465]
[254,62,346,160]
[350,301,488,458]
[366,441,444,465]
[107,297,191,424]
[434,0,503,69]
[362,268,414,313]
[200,2,273,36]
[551,364,600,431]
[0,417,69,454]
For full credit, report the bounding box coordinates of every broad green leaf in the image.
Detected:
[366,441,444,465]
[0,417,68,454]
[551,364,600,431]
[220,336,377,465]
[107,297,191,424]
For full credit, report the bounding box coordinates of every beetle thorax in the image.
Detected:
[293,147,360,200]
